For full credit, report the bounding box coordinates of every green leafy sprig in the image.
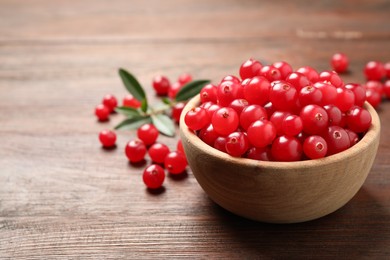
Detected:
[115,68,210,137]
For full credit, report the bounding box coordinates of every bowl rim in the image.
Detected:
[180,95,381,170]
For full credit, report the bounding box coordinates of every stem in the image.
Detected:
[146,102,176,117]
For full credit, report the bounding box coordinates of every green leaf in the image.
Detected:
[118,68,146,101]
[141,98,148,113]
[151,114,176,137]
[114,116,151,130]
[175,79,210,102]
[162,97,172,105]
[115,106,141,117]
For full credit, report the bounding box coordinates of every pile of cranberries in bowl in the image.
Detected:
[184,58,372,162]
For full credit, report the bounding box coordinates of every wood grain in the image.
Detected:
[0,0,390,258]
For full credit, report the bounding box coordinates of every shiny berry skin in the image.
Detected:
[259,65,282,82]
[318,70,343,88]
[178,73,192,85]
[168,82,182,99]
[324,105,342,126]
[346,106,372,133]
[125,139,147,163]
[153,75,171,95]
[335,88,355,112]
[298,85,323,107]
[199,124,219,146]
[148,143,170,164]
[217,81,242,107]
[204,103,221,118]
[229,99,249,116]
[99,129,116,147]
[344,83,366,107]
[296,132,309,147]
[264,102,275,118]
[200,84,218,103]
[282,115,303,137]
[331,53,349,73]
[241,78,251,87]
[164,151,187,174]
[322,126,350,156]
[271,136,302,162]
[365,80,384,95]
[384,80,390,99]
[95,104,110,121]
[240,104,268,130]
[214,136,228,153]
[297,66,319,83]
[339,112,348,128]
[247,120,276,148]
[137,124,159,146]
[385,62,390,78]
[177,139,184,154]
[314,82,337,106]
[246,146,272,161]
[211,107,239,136]
[243,76,271,106]
[269,81,298,111]
[221,75,241,84]
[364,61,385,81]
[225,132,249,157]
[345,129,359,146]
[270,111,291,136]
[143,164,165,189]
[123,94,141,108]
[185,107,210,131]
[102,94,118,113]
[172,102,186,123]
[272,61,293,79]
[303,135,327,159]
[300,104,329,135]
[365,88,382,108]
[285,72,310,91]
[239,58,262,80]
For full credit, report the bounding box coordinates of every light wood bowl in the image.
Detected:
[179,96,381,223]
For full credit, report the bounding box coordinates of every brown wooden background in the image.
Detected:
[1,0,390,258]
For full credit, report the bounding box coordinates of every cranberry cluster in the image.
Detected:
[100,125,187,189]
[153,73,192,99]
[96,73,193,190]
[184,58,373,161]
[125,128,188,189]
[362,61,390,108]
[95,93,141,121]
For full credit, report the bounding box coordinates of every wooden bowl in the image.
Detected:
[179,96,381,223]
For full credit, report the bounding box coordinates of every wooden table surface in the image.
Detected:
[1,0,390,258]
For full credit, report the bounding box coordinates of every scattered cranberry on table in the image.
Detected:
[364,61,386,81]
[99,129,117,148]
[152,75,171,96]
[331,53,349,73]
[148,143,170,164]
[102,94,118,113]
[143,164,165,189]
[123,94,141,108]
[164,151,188,174]
[137,123,159,146]
[95,72,195,192]
[95,104,110,121]
[125,139,147,163]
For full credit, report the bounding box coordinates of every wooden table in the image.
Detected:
[1,0,389,258]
